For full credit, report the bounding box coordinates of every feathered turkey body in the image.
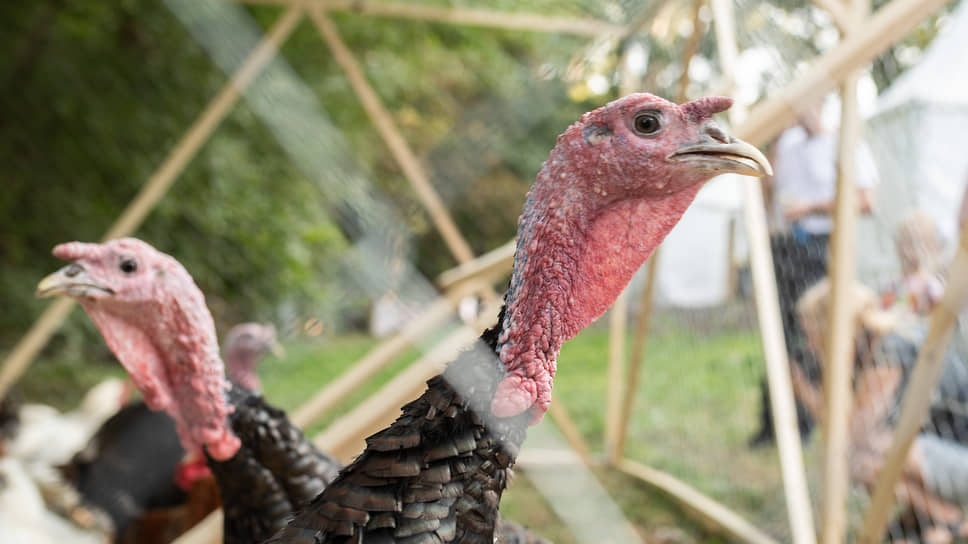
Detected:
[64,323,286,543]
[270,93,772,543]
[279,309,526,543]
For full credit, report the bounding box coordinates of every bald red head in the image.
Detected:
[492,93,769,421]
[38,238,240,460]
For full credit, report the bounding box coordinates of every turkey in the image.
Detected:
[223,323,284,393]
[37,247,342,544]
[62,323,284,543]
[268,93,771,543]
[36,242,548,544]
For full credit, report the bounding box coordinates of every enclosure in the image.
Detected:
[3,0,968,543]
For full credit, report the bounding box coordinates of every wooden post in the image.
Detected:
[821,70,861,544]
[604,293,628,459]
[709,0,818,542]
[616,459,780,544]
[820,0,867,539]
[308,6,476,265]
[612,254,660,464]
[235,0,627,37]
[856,221,968,543]
[725,216,738,298]
[0,5,305,401]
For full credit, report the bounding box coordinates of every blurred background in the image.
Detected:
[1,0,965,543]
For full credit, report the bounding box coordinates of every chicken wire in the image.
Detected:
[3,0,966,543]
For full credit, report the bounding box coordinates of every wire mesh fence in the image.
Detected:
[2,0,966,543]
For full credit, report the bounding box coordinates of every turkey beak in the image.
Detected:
[36,263,115,299]
[667,124,772,177]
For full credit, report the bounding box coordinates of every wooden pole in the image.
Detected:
[604,293,628,459]
[436,239,515,292]
[308,6,476,266]
[616,459,779,544]
[612,254,660,464]
[820,70,861,544]
[235,0,627,37]
[0,5,305,401]
[675,0,706,103]
[725,216,738,298]
[735,0,950,147]
[856,221,968,543]
[612,2,704,464]
[820,0,867,539]
[709,0,818,542]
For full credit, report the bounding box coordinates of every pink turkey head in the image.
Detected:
[37,238,240,461]
[492,93,770,422]
[223,322,282,391]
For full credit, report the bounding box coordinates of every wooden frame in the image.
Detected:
[617,459,779,544]
[236,0,626,37]
[2,1,955,543]
[820,1,868,541]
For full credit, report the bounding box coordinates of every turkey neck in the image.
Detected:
[83,295,241,462]
[492,154,704,420]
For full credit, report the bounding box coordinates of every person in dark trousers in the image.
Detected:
[749,99,879,448]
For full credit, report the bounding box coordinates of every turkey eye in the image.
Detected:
[633,112,661,136]
[120,259,137,274]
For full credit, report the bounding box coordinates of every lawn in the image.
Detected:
[17,303,794,543]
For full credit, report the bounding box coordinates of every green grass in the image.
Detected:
[254,320,788,542]
[20,316,788,543]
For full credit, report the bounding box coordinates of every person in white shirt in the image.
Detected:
[772,101,878,239]
[750,100,880,448]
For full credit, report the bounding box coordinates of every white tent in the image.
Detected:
[861,0,968,282]
[656,174,745,307]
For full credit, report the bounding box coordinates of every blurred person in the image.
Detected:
[750,99,880,447]
[881,210,948,315]
[791,280,968,544]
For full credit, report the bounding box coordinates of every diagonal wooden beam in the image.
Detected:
[235,0,627,37]
[0,4,305,401]
[735,0,950,147]
[307,6,475,265]
[616,459,779,544]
